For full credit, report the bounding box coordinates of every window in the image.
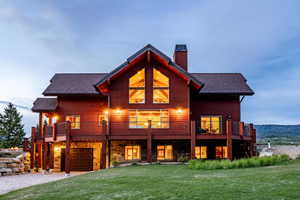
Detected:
[195,146,207,159]
[216,146,228,159]
[129,110,169,128]
[153,68,169,103]
[157,145,173,160]
[125,145,141,160]
[200,116,221,134]
[66,115,80,129]
[129,68,145,104]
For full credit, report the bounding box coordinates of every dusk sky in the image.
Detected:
[1,0,300,134]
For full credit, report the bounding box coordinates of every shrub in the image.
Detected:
[112,161,119,167]
[297,154,300,160]
[188,155,290,170]
[177,154,189,163]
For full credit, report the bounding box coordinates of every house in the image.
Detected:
[31,44,255,173]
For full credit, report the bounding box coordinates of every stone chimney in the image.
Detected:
[173,44,188,71]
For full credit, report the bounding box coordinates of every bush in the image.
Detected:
[188,155,290,170]
[112,161,119,167]
[297,154,300,160]
[177,154,189,163]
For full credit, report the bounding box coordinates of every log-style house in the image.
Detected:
[31,44,255,173]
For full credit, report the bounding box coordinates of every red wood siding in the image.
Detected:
[56,96,108,136]
[109,57,190,136]
[190,95,240,134]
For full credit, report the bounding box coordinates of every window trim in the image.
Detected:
[129,68,145,104]
[215,146,228,159]
[157,145,173,160]
[200,115,222,134]
[128,109,170,129]
[125,145,141,161]
[153,68,170,104]
[195,146,207,159]
[65,115,80,129]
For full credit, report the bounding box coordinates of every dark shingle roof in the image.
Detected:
[191,73,254,95]
[32,98,58,112]
[43,73,106,95]
[95,44,204,89]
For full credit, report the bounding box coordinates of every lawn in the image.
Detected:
[1,160,300,200]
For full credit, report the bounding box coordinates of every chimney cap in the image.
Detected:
[175,44,187,52]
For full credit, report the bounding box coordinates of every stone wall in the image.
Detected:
[0,152,30,176]
[53,142,102,172]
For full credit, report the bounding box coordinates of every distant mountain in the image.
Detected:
[255,124,300,138]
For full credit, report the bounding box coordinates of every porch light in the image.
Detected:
[176,108,183,114]
[115,108,122,114]
[104,110,109,115]
[54,146,60,152]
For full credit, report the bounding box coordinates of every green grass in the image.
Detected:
[188,155,290,170]
[1,160,300,200]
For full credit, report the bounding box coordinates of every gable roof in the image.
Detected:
[43,73,106,96]
[191,73,254,95]
[95,44,204,93]
[32,98,58,112]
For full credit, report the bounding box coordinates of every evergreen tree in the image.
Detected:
[0,103,26,148]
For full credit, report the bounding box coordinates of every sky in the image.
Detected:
[0,0,300,135]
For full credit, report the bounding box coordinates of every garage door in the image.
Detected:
[61,148,93,171]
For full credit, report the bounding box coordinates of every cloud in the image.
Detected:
[1,0,300,125]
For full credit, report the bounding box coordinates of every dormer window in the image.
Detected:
[129,68,145,104]
[153,68,169,104]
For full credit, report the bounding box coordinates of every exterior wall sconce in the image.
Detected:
[176,108,184,114]
[115,108,122,114]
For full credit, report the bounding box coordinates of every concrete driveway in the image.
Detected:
[0,172,85,195]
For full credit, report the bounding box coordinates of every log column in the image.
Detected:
[100,140,107,169]
[226,120,233,160]
[65,122,71,175]
[147,120,152,163]
[30,127,36,169]
[190,120,196,159]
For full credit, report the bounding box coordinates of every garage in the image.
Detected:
[61,148,93,171]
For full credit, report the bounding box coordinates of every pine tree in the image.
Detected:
[0,103,26,148]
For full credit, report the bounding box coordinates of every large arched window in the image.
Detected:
[153,68,169,103]
[129,68,145,104]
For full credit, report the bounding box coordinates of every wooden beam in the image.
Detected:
[226,120,233,160]
[239,122,244,137]
[190,121,196,159]
[65,122,71,175]
[147,120,152,163]
[100,140,107,169]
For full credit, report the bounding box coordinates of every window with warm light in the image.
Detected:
[216,146,228,159]
[129,110,169,128]
[153,68,169,104]
[66,115,80,129]
[200,116,221,134]
[129,68,145,104]
[195,146,207,159]
[157,145,173,160]
[125,145,141,160]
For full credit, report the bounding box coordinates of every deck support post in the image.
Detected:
[249,124,256,157]
[147,120,152,163]
[65,122,71,175]
[30,127,36,169]
[239,122,244,137]
[42,142,48,171]
[100,140,107,169]
[226,120,233,161]
[190,120,196,159]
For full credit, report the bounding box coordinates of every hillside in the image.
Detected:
[255,124,300,138]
